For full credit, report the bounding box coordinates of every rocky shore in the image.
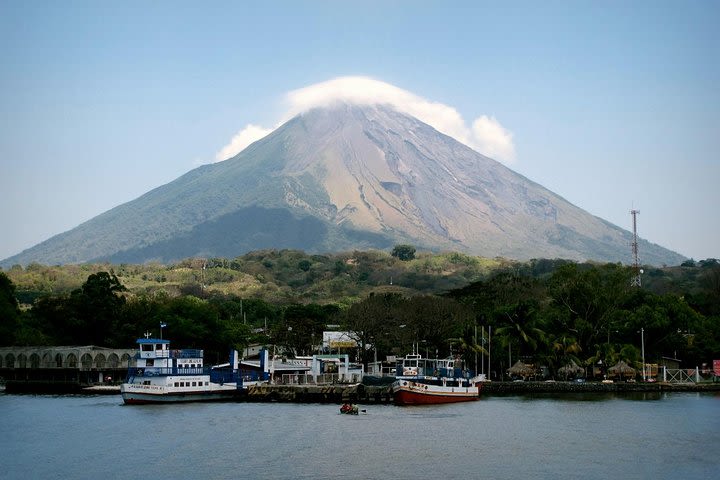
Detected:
[241,380,720,403]
[245,383,394,404]
[481,380,720,395]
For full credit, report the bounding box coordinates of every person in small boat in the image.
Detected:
[340,403,359,414]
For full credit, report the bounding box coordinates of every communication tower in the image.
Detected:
[630,209,641,287]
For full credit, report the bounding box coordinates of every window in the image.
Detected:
[141,344,153,352]
[192,382,196,387]
[174,382,179,387]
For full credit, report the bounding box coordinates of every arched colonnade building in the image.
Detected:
[0,345,136,391]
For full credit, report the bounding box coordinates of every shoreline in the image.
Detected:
[4,380,719,399]
[481,380,720,395]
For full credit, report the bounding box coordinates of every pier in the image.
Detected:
[2,379,718,398]
[245,383,394,404]
[240,380,720,403]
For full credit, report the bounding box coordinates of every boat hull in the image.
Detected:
[121,383,241,404]
[393,380,480,405]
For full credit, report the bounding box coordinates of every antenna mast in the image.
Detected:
[630,209,641,287]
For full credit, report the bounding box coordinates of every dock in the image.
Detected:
[5,380,719,399]
[245,383,394,403]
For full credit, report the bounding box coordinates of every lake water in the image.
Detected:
[1,391,719,479]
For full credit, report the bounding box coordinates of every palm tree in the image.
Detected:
[494,301,546,358]
[545,333,582,377]
[586,342,619,379]
[448,325,488,373]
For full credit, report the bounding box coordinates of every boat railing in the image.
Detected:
[133,349,204,360]
[278,373,362,385]
[172,349,204,359]
[396,366,475,379]
[129,366,208,377]
[126,366,262,383]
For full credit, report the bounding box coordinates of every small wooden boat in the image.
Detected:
[340,403,359,414]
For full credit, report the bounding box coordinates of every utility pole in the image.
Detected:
[474,325,478,376]
[488,326,492,381]
[481,326,485,376]
[641,327,646,381]
[630,209,642,287]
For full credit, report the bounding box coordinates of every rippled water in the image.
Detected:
[1,392,719,479]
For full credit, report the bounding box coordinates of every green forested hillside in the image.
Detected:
[2,251,718,378]
[4,249,505,306]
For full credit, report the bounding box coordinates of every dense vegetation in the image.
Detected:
[3,249,504,307]
[1,250,718,378]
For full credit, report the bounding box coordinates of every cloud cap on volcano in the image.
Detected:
[216,76,516,164]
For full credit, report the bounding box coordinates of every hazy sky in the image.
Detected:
[1,1,718,263]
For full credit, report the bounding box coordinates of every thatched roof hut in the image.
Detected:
[558,360,584,378]
[608,360,636,378]
[507,360,536,378]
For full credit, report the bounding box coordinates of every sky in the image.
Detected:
[1,1,718,263]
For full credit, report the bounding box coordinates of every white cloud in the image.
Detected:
[214,124,273,162]
[471,115,516,163]
[215,76,516,164]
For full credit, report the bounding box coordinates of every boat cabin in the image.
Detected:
[132,338,204,376]
[138,339,170,359]
[395,354,467,379]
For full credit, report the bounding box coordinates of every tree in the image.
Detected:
[0,272,20,345]
[391,244,416,261]
[274,303,340,357]
[448,325,488,372]
[28,294,74,345]
[71,271,128,346]
[546,263,632,358]
[408,296,473,359]
[220,315,252,355]
[26,272,128,347]
[341,293,406,367]
[543,332,582,377]
[494,300,546,360]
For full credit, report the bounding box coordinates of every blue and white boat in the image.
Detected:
[121,334,268,404]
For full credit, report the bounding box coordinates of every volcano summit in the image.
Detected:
[2,103,684,267]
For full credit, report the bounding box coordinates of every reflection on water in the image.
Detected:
[1,392,719,480]
[511,391,667,402]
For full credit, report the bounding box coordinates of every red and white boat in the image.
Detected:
[391,354,483,405]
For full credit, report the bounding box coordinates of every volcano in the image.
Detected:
[1,103,684,267]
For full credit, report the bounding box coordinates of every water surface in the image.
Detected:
[1,392,718,479]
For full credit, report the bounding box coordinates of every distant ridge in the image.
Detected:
[1,103,685,267]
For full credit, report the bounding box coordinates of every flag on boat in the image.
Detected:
[160,322,167,328]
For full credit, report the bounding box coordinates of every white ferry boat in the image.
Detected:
[121,335,267,404]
